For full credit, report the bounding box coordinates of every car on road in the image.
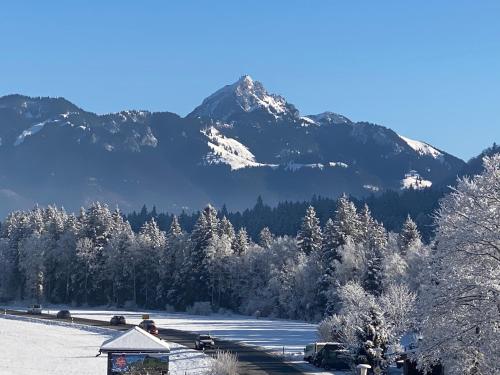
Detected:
[139,319,159,335]
[195,334,215,350]
[27,304,42,315]
[56,310,72,319]
[110,315,127,325]
[313,342,351,370]
[304,342,327,362]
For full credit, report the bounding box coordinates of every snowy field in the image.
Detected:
[0,314,213,375]
[20,306,319,352]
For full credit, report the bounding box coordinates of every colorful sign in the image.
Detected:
[111,353,169,375]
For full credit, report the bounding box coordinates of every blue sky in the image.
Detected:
[1,1,498,160]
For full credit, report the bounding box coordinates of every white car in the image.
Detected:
[27,304,42,315]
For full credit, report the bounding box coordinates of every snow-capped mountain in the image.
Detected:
[0,77,466,216]
[189,75,299,122]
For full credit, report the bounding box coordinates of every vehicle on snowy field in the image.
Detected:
[110,315,127,325]
[312,342,351,370]
[27,304,42,315]
[56,310,72,319]
[195,334,215,350]
[139,319,159,335]
[304,342,327,362]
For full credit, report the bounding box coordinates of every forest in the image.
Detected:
[0,155,498,374]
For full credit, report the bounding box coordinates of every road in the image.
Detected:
[1,308,306,375]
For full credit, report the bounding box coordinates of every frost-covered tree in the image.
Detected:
[416,155,500,375]
[232,228,249,256]
[398,215,421,255]
[19,233,46,301]
[258,227,273,249]
[297,206,322,255]
[379,283,416,345]
[331,194,361,248]
[75,237,97,305]
[136,219,166,306]
[218,216,235,242]
[180,205,220,306]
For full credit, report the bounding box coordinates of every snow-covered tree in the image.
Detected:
[297,206,322,255]
[258,227,273,249]
[75,237,97,304]
[379,283,416,345]
[232,228,249,256]
[331,194,361,248]
[218,216,235,242]
[398,215,421,255]
[136,219,166,306]
[416,155,500,375]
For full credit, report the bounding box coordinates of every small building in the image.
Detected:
[99,327,171,375]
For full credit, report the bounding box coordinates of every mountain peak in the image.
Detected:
[188,76,298,121]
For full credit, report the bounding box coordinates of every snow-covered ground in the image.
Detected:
[21,306,319,353]
[0,314,213,375]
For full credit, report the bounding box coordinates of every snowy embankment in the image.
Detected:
[0,314,213,375]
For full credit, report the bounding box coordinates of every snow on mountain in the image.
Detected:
[14,119,52,146]
[189,75,297,120]
[401,170,432,190]
[201,126,273,170]
[309,111,352,125]
[399,134,443,159]
[284,161,349,171]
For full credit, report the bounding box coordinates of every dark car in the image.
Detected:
[56,310,72,319]
[110,315,126,325]
[139,319,159,335]
[195,334,215,350]
[313,343,351,370]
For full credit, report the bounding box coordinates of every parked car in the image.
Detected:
[195,334,215,350]
[27,304,42,315]
[304,342,327,362]
[110,315,126,325]
[139,319,159,335]
[56,310,72,319]
[313,342,351,370]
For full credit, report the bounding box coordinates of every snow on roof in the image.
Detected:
[100,327,170,353]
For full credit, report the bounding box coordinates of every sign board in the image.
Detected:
[142,314,150,320]
[110,353,169,375]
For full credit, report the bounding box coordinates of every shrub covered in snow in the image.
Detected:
[210,350,239,375]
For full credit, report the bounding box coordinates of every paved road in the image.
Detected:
[1,308,305,375]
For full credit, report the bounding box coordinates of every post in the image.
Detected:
[357,364,371,375]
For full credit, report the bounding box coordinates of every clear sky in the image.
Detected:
[1,1,498,160]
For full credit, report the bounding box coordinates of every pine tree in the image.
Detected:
[166,215,182,245]
[180,205,220,306]
[297,206,322,255]
[331,195,361,248]
[398,215,421,255]
[258,227,273,249]
[233,228,249,256]
[136,219,165,307]
[219,216,235,242]
[357,306,389,371]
